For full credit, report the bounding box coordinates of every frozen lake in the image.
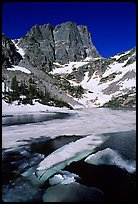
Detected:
[2,108,136,149]
[2,107,136,202]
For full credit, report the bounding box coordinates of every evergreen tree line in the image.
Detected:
[3,76,51,105]
[3,76,73,109]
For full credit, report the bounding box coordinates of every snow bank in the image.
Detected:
[51,61,89,74]
[7,65,31,74]
[117,78,136,90]
[12,39,25,58]
[2,100,69,116]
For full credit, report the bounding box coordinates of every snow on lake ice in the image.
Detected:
[49,171,78,185]
[37,134,103,171]
[2,100,136,187]
[2,104,136,149]
[85,148,136,173]
[2,100,136,181]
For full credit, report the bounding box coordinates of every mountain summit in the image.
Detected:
[16,21,100,70]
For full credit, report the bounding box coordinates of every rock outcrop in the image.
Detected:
[77,25,99,58]
[53,22,100,64]
[2,34,22,68]
[43,182,104,202]
[17,21,100,71]
[18,24,55,72]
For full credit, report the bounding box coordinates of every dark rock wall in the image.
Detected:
[2,34,22,68]
[17,21,100,70]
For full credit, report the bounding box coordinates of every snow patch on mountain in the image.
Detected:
[7,65,31,74]
[50,48,136,107]
[12,39,25,58]
[83,57,102,62]
[51,61,89,74]
[80,61,135,107]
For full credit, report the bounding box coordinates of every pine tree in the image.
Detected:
[44,86,50,101]
[11,75,19,101]
[28,77,36,104]
[11,76,18,92]
[28,76,33,84]
[20,80,28,95]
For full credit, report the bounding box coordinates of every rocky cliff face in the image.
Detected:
[53,22,100,64]
[2,34,22,68]
[16,21,100,71]
[77,25,99,58]
[17,24,55,72]
[2,22,136,108]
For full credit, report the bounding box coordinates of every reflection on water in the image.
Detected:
[2,112,70,126]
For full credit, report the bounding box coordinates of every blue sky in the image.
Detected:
[2,2,136,58]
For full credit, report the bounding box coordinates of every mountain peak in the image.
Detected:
[16,21,100,68]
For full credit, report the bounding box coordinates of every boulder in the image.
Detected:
[2,177,42,202]
[43,182,104,202]
[2,33,22,68]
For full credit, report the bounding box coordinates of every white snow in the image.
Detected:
[117,78,136,90]
[53,62,65,67]
[2,99,69,116]
[7,65,31,74]
[2,82,5,92]
[49,51,136,108]
[49,174,64,185]
[67,70,110,107]
[76,61,136,107]
[19,95,27,100]
[75,70,112,107]
[85,148,136,173]
[61,177,75,184]
[37,134,103,171]
[49,171,78,185]
[83,57,103,62]
[16,45,25,57]
[80,71,101,90]
[129,93,136,97]
[68,54,135,108]
[83,57,93,61]
[102,61,136,79]
[110,49,132,60]
[51,61,89,74]
[2,105,136,149]
[12,39,25,57]
[2,82,11,92]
